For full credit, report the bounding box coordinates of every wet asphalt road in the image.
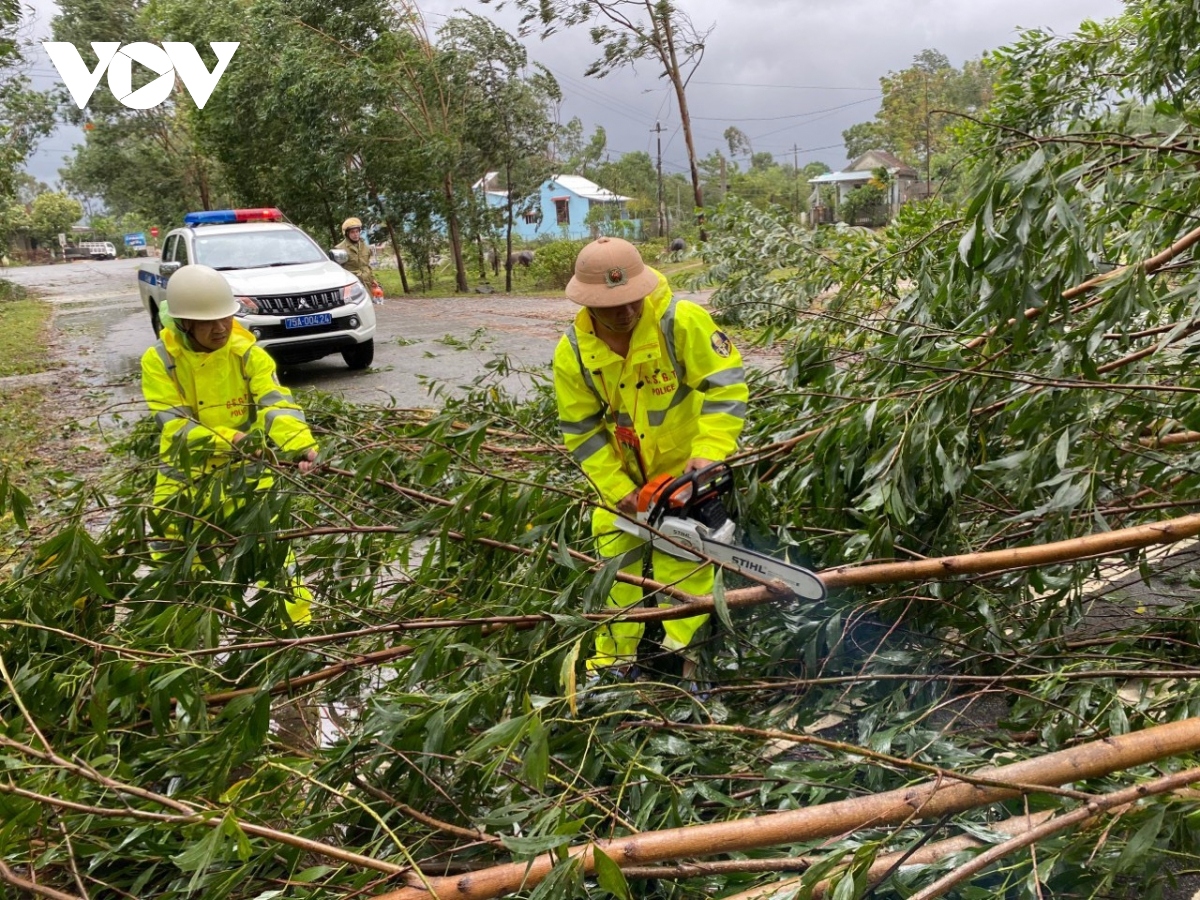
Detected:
[3,257,567,409]
[2,257,721,411]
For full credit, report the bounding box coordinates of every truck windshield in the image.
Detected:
[194,230,326,270]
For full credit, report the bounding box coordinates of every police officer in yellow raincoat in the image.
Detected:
[553,237,748,675]
[335,216,378,293]
[140,265,320,625]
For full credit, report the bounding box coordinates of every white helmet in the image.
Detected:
[165,265,239,320]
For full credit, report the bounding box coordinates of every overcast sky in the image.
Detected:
[19,0,1128,188]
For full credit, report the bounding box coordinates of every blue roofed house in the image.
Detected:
[807,150,920,225]
[474,173,640,241]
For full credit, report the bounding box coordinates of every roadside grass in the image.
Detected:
[0,281,54,489]
[376,261,557,298]
[0,282,53,377]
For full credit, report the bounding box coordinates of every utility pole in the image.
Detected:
[654,121,666,238]
[792,143,800,216]
[720,154,728,201]
[924,72,932,198]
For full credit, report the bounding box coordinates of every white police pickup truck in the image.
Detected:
[137,208,376,369]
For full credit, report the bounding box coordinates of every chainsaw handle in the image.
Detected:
[645,461,733,527]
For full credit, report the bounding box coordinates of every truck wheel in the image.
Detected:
[342,339,374,370]
[150,304,162,337]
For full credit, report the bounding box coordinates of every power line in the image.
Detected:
[692,79,878,91]
[751,100,875,142]
[693,95,881,123]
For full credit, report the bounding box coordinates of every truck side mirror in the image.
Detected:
[329,249,349,265]
[159,260,182,278]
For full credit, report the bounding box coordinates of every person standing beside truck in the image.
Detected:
[335,216,381,298]
[140,264,320,625]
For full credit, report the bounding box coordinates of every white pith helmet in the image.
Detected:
[165,265,239,320]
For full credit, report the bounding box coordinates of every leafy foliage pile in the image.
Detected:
[10,2,1200,899]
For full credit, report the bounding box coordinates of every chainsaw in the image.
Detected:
[613,463,825,601]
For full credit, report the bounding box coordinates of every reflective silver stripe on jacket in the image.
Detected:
[153,341,184,396]
[235,347,258,430]
[264,407,307,432]
[559,411,605,435]
[644,298,694,427]
[566,326,606,411]
[155,405,194,427]
[699,367,746,391]
[259,390,289,407]
[659,299,686,385]
[571,431,609,463]
[701,399,747,419]
[157,464,189,482]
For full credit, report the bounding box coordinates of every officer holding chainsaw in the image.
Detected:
[553,236,748,677]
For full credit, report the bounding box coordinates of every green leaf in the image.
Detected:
[499,832,573,858]
[522,716,549,790]
[1055,428,1071,469]
[554,516,578,571]
[560,638,581,716]
[712,567,733,632]
[957,221,977,265]
[593,846,632,900]
[465,714,529,760]
[1115,805,1165,871]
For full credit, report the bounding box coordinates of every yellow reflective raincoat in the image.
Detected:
[140,321,319,624]
[141,321,317,502]
[553,269,748,668]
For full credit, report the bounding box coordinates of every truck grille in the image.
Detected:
[254,288,343,315]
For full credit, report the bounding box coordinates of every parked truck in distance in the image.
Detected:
[137,208,376,369]
[80,241,117,260]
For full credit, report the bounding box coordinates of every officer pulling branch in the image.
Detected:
[140,264,321,625]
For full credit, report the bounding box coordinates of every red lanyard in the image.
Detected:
[598,364,648,484]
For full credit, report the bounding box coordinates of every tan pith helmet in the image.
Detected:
[565,237,659,308]
[342,216,363,232]
[165,265,239,320]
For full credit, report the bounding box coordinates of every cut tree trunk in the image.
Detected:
[376,716,1200,900]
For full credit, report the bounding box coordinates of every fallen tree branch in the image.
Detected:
[908,766,1200,900]
[1139,429,1200,448]
[1062,224,1200,300]
[618,857,818,879]
[819,510,1200,588]
[204,644,416,707]
[374,716,1200,900]
[353,777,505,847]
[0,734,408,878]
[723,809,1055,900]
[633,720,1094,801]
[0,859,82,900]
[964,222,1200,351]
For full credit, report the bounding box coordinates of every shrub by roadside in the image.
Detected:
[529,238,586,290]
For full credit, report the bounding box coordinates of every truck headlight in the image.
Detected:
[342,282,369,307]
[235,296,259,316]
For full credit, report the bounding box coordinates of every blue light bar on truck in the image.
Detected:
[184,208,284,226]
